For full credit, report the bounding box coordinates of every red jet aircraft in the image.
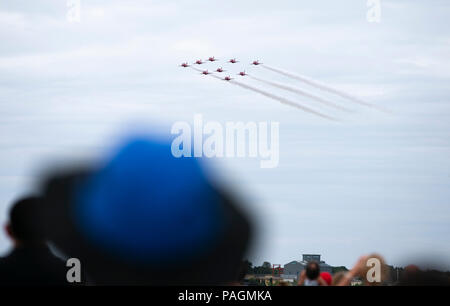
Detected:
[207,56,218,62]
[194,59,204,65]
[216,67,225,73]
[228,58,239,63]
[251,60,262,65]
[224,76,233,81]
[201,70,211,75]
[238,71,247,76]
[180,62,189,67]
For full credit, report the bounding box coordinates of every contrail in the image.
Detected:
[225,78,338,121]
[248,75,352,113]
[189,66,338,120]
[261,64,387,112]
[190,66,204,73]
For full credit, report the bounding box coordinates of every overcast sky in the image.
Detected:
[1,0,449,270]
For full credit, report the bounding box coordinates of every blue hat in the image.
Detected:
[73,136,225,264]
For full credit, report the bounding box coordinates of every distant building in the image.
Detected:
[282,254,333,280]
[302,254,321,262]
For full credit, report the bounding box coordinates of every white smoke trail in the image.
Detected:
[227,80,338,121]
[248,75,352,113]
[189,67,338,120]
[190,66,204,73]
[261,64,387,112]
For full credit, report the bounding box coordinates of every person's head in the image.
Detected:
[40,136,253,285]
[306,261,320,280]
[320,272,332,285]
[6,196,45,246]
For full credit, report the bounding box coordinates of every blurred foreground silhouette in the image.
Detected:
[37,135,253,285]
[1,133,449,286]
[0,196,67,285]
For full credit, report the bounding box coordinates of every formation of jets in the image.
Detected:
[180,57,256,80]
[178,56,380,119]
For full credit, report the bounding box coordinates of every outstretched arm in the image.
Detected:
[317,276,328,286]
[336,255,368,286]
[297,270,306,286]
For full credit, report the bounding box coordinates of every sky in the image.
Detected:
[0,0,449,270]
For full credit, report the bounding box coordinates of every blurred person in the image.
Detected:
[320,271,332,286]
[397,265,450,286]
[0,196,68,286]
[38,135,253,285]
[336,254,388,286]
[230,261,250,285]
[331,271,346,286]
[297,261,328,286]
